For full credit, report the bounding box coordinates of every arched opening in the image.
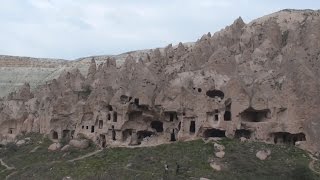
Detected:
[137,130,154,144]
[240,108,270,122]
[224,111,231,121]
[100,134,106,148]
[189,121,195,134]
[134,98,139,105]
[151,121,163,132]
[62,130,70,139]
[91,126,95,133]
[122,129,133,141]
[235,129,251,139]
[170,129,176,141]
[51,130,58,140]
[113,112,118,122]
[272,132,306,145]
[203,128,226,138]
[206,90,224,99]
[112,126,116,141]
[99,120,103,129]
[108,105,113,111]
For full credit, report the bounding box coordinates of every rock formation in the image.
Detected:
[0,9,320,153]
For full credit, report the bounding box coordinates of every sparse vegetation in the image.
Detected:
[0,134,319,180]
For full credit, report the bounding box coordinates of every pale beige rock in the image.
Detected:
[16,140,26,146]
[214,143,225,152]
[240,137,247,142]
[61,145,71,152]
[256,149,271,160]
[210,162,221,171]
[48,143,62,151]
[215,151,225,158]
[69,139,89,149]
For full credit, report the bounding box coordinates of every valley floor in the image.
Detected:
[0,133,319,180]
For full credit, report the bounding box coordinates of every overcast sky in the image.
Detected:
[0,0,319,59]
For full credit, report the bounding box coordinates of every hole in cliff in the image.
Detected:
[224,100,232,121]
[82,126,84,129]
[8,128,13,134]
[122,129,133,141]
[108,105,113,111]
[71,130,75,139]
[203,128,226,138]
[113,112,118,122]
[62,130,70,139]
[120,95,130,103]
[137,131,154,143]
[272,132,306,145]
[91,126,95,133]
[240,108,270,122]
[51,131,58,139]
[99,120,103,129]
[206,90,224,99]
[107,113,111,120]
[190,121,196,134]
[151,121,163,132]
[235,129,251,139]
[112,126,116,141]
[170,129,176,141]
[100,134,106,147]
[134,98,139,105]
[86,126,89,129]
[198,88,202,93]
[166,112,177,122]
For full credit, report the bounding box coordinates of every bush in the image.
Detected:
[6,142,18,152]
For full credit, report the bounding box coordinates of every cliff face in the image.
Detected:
[0,9,320,153]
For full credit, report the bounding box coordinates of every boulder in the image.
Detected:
[240,137,247,142]
[61,145,71,152]
[210,162,221,171]
[200,178,210,180]
[48,143,62,151]
[16,140,26,146]
[256,149,271,160]
[215,151,225,158]
[69,139,89,149]
[214,143,225,151]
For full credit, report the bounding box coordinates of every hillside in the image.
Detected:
[0,133,319,180]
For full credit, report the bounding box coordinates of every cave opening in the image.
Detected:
[122,129,133,141]
[240,108,270,122]
[108,105,113,111]
[100,134,106,147]
[51,130,58,139]
[113,112,118,122]
[62,130,70,139]
[206,90,224,99]
[151,121,164,132]
[170,129,176,141]
[272,132,306,145]
[112,126,116,140]
[235,129,251,139]
[190,121,196,134]
[137,130,154,142]
[91,126,95,133]
[203,128,226,138]
[134,98,140,105]
[99,120,103,129]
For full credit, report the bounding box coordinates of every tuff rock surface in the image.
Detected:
[0,9,320,153]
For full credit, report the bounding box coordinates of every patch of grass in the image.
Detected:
[0,134,319,180]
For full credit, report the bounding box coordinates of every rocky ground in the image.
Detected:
[0,133,318,180]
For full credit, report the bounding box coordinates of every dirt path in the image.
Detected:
[67,149,102,162]
[0,159,15,170]
[308,154,320,175]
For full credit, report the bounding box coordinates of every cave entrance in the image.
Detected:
[240,108,270,122]
[100,134,106,148]
[122,129,133,141]
[71,130,75,139]
[170,129,176,142]
[203,128,226,138]
[91,126,95,133]
[206,90,224,99]
[99,120,103,129]
[189,121,195,134]
[224,101,232,121]
[62,130,70,139]
[165,112,177,122]
[8,128,13,134]
[151,121,163,132]
[235,129,251,139]
[272,132,306,145]
[134,98,139,105]
[112,126,116,141]
[51,130,58,140]
[113,112,118,122]
[137,130,154,143]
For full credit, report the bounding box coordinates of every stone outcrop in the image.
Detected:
[0,9,320,153]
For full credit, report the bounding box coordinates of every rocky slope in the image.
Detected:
[0,9,319,154]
